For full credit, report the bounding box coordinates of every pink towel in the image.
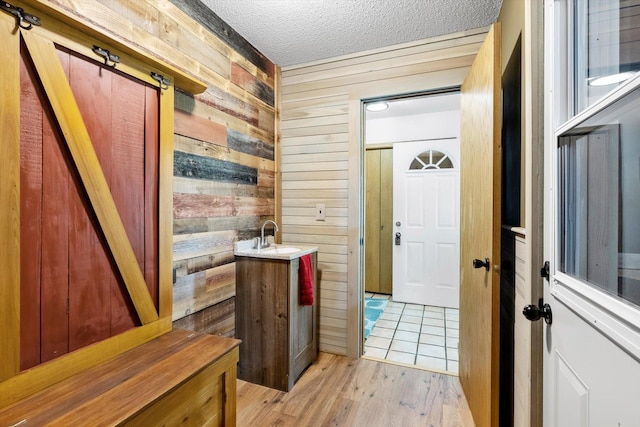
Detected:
[299,254,314,306]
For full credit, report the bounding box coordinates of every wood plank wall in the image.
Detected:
[280,28,488,356]
[29,0,278,337]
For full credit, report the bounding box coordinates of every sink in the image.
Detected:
[234,240,317,260]
[262,246,300,254]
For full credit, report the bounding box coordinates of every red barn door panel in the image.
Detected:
[19,38,160,370]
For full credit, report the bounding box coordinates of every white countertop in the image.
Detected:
[234,239,318,261]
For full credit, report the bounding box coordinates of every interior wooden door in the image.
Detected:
[379,148,393,294]
[18,31,160,370]
[365,148,392,294]
[459,23,502,427]
[365,149,381,293]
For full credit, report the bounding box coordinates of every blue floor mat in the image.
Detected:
[364,298,389,340]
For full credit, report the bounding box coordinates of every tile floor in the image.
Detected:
[363,292,460,375]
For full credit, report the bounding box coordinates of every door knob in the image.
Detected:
[472,258,490,271]
[523,298,552,325]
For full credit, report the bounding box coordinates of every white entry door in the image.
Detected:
[543,2,640,425]
[392,139,460,308]
[543,90,640,427]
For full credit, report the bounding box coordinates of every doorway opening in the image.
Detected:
[361,89,461,373]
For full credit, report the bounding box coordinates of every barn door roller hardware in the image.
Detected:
[92,45,120,67]
[150,72,171,90]
[1,1,41,30]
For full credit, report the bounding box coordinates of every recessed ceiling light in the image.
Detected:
[366,102,389,112]
[588,72,636,87]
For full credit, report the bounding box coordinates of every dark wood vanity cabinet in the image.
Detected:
[235,251,318,391]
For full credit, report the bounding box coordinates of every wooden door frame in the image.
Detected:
[358,87,463,355]
[0,0,205,406]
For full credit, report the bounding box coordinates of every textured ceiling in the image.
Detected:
[202,0,502,67]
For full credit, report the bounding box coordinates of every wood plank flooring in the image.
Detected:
[237,352,475,426]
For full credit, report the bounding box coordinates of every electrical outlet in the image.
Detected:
[315,203,326,221]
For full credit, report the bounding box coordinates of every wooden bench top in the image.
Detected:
[0,329,240,426]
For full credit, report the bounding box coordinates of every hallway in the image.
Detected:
[363,293,460,375]
[236,352,473,426]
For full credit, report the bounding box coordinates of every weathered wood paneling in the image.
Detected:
[173,176,274,199]
[167,0,275,77]
[175,89,274,143]
[231,62,275,106]
[172,297,235,338]
[173,263,236,320]
[174,151,258,185]
[173,230,236,262]
[280,29,487,356]
[227,128,275,161]
[173,193,273,219]
[174,109,227,146]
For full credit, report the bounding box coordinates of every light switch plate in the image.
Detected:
[315,203,326,221]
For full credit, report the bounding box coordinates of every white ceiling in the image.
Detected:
[365,92,461,120]
[202,0,503,68]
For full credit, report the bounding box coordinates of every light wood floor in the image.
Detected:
[236,352,475,427]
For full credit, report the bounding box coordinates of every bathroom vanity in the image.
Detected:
[234,241,318,391]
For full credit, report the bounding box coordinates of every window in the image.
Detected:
[573,0,640,114]
[408,150,454,170]
[558,87,640,307]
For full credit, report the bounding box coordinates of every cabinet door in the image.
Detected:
[235,257,289,390]
[289,253,318,389]
[379,149,393,294]
[365,149,392,294]
[365,149,381,293]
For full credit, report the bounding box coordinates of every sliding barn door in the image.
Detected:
[0,0,206,400]
[18,31,160,370]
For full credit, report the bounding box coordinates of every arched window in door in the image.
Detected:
[409,149,454,170]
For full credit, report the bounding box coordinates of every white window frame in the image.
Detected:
[407,148,457,171]
[546,0,640,359]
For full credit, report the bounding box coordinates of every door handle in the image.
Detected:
[523,298,552,325]
[472,258,490,271]
[395,232,401,245]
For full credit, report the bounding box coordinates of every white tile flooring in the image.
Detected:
[363,292,460,375]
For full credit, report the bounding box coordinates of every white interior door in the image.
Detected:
[392,139,460,308]
[543,2,640,425]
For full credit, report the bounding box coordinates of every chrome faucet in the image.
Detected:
[256,220,279,249]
